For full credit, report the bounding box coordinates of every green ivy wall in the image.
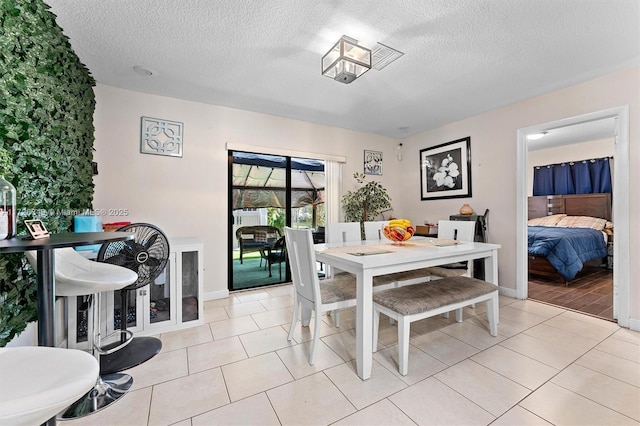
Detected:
[0,0,95,345]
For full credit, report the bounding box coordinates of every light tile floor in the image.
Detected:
[66,284,639,426]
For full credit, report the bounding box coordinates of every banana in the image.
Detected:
[388,219,412,228]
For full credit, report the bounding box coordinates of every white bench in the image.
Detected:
[372,276,499,376]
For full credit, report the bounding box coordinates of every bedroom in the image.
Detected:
[525,121,616,320]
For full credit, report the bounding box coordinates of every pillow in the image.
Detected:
[605,220,614,230]
[527,214,566,227]
[556,215,607,230]
[254,231,267,242]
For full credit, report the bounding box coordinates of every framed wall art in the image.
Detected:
[364,150,383,175]
[420,136,472,200]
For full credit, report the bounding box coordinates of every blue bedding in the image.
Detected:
[528,226,608,281]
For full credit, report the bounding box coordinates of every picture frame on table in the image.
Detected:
[363,150,383,175]
[420,136,472,200]
[24,219,50,239]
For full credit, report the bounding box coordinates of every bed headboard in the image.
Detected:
[528,193,612,221]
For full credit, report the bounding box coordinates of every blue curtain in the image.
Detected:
[532,157,612,196]
[553,163,575,195]
[533,166,554,196]
[572,161,592,194]
[589,158,612,193]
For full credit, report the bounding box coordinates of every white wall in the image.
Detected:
[527,138,615,196]
[399,66,639,319]
[92,85,401,299]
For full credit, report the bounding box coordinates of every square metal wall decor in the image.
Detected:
[140,116,183,157]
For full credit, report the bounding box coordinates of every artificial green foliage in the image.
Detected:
[342,173,392,237]
[0,0,96,345]
[0,148,9,175]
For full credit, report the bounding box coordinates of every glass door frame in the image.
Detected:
[228,150,292,291]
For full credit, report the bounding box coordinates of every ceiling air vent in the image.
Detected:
[371,43,404,71]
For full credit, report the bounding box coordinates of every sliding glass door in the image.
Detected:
[228,151,325,291]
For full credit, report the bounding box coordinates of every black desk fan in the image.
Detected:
[97,223,170,375]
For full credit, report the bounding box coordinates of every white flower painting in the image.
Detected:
[420,137,472,200]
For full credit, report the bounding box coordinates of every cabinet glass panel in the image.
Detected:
[113,289,138,329]
[75,295,89,344]
[150,260,171,324]
[182,251,199,322]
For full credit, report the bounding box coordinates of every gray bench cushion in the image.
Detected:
[372,276,497,316]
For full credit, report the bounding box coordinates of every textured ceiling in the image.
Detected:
[45,0,639,139]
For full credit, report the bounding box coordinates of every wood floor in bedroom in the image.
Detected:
[528,266,613,321]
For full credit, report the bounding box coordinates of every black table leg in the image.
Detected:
[36,249,55,347]
[36,249,57,425]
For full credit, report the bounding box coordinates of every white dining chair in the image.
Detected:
[428,220,477,279]
[363,221,388,241]
[324,222,361,277]
[284,227,357,365]
[325,222,361,243]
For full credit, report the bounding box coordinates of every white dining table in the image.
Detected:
[314,237,501,380]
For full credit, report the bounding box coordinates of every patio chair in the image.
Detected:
[263,236,286,279]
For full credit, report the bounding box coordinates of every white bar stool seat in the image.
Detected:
[0,346,99,425]
[25,248,138,419]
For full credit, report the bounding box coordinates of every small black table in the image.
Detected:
[0,232,134,347]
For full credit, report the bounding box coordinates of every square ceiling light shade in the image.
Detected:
[322,36,372,84]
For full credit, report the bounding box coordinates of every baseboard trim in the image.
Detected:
[499,286,518,299]
[204,290,230,301]
[628,317,640,331]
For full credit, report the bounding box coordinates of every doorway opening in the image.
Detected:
[516,106,630,327]
[228,151,325,291]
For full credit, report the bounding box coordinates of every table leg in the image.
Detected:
[484,249,499,285]
[356,270,373,380]
[36,249,58,425]
[36,249,55,347]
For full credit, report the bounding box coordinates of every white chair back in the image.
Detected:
[437,220,476,242]
[284,227,320,306]
[325,222,361,243]
[363,221,388,241]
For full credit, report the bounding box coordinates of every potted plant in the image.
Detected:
[341,173,392,236]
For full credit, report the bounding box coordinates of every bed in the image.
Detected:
[527,193,612,284]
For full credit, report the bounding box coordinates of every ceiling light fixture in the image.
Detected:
[321,36,371,84]
[527,132,548,140]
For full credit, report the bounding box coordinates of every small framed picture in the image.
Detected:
[364,150,383,175]
[24,219,50,239]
